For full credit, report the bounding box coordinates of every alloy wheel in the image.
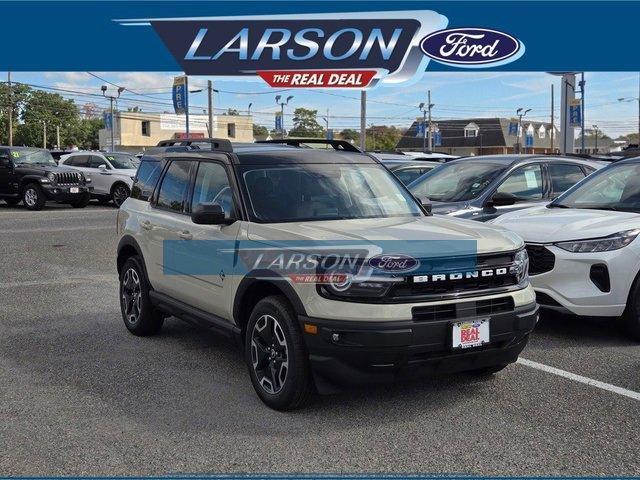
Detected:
[251,314,289,394]
[121,268,142,324]
[24,188,37,207]
[113,185,129,207]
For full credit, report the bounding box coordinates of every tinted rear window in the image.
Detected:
[131,159,162,201]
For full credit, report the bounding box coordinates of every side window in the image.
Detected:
[131,159,162,201]
[394,168,423,185]
[156,161,192,212]
[548,163,586,195]
[88,155,108,168]
[68,155,89,167]
[497,164,543,200]
[191,161,235,217]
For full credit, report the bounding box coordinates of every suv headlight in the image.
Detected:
[510,248,529,284]
[554,229,640,253]
[47,172,56,183]
[320,273,402,299]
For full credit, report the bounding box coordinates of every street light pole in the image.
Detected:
[208,80,214,138]
[7,72,12,146]
[516,107,531,153]
[102,85,123,152]
[427,90,433,151]
[275,95,293,139]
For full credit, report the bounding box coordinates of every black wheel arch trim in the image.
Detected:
[117,235,154,290]
[233,269,308,324]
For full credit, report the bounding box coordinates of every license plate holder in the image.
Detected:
[69,187,79,193]
[452,319,490,349]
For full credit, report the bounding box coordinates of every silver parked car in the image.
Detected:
[60,152,138,207]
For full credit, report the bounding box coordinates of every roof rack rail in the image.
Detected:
[256,138,362,152]
[156,138,233,153]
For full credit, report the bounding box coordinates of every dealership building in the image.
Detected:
[98,111,254,152]
[396,117,560,156]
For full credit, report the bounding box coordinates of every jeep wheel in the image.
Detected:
[245,295,314,410]
[119,256,164,336]
[4,198,21,206]
[70,193,91,208]
[23,184,46,211]
[112,183,130,208]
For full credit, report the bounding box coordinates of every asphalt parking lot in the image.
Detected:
[1,202,639,476]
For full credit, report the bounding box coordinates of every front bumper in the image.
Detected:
[300,301,538,387]
[530,244,640,317]
[42,184,92,201]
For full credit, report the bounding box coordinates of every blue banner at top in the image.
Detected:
[0,1,639,73]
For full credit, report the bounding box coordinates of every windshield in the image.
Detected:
[408,161,505,202]
[240,163,422,223]
[11,149,56,166]
[552,163,640,212]
[105,153,138,169]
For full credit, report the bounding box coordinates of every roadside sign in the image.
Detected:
[172,76,187,115]
[275,112,283,131]
[415,122,425,137]
[525,133,534,147]
[103,112,112,130]
[569,99,582,127]
[326,129,334,140]
[508,122,519,136]
[434,130,442,146]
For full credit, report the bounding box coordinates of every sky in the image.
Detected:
[5,71,640,138]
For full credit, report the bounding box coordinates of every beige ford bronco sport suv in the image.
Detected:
[116,139,537,410]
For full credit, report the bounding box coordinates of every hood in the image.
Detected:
[248,215,523,255]
[15,163,79,176]
[492,206,640,242]
[430,200,470,215]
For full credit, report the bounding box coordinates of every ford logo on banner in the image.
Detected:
[420,28,524,67]
[369,254,419,273]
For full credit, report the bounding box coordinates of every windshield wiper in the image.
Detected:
[547,203,571,208]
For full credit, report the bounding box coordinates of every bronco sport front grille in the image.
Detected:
[53,172,82,185]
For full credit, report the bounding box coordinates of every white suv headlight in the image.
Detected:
[555,229,640,253]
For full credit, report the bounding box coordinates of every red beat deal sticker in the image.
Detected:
[257,70,378,88]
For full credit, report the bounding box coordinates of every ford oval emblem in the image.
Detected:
[369,254,419,273]
[420,28,524,67]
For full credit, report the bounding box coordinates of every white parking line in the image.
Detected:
[518,357,640,402]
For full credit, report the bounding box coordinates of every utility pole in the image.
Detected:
[550,84,554,153]
[580,73,586,153]
[185,76,190,138]
[275,95,293,139]
[427,90,433,151]
[101,85,123,152]
[42,121,47,149]
[516,108,531,154]
[420,106,427,152]
[7,72,12,146]
[593,125,599,153]
[56,125,60,149]
[207,80,214,139]
[360,90,367,151]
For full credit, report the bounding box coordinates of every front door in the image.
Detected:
[0,149,14,195]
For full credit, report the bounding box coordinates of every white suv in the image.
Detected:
[116,140,537,410]
[60,152,137,207]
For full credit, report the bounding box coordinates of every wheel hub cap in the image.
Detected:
[121,268,142,324]
[251,314,289,394]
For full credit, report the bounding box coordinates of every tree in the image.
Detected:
[339,129,360,143]
[0,83,31,145]
[15,90,80,148]
[225,108,239,116]
[365,125,403,151]
[253,124,268,139]
[288,108,324,137]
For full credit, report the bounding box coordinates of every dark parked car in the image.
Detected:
[407,155,605,222]
[0,147,92,210]
[374,153,442,185]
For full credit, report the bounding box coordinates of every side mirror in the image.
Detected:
[98,164,108,171]
[415,196,432,215]
[191,203,234,225]
[486,191,518,208]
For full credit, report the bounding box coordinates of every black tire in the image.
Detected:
[622,276,640,341]
[4,198,21,206]
[465,363,509,376]
[245,295,314,410]
[70,193,91,208]
[111,183,131,208]
[22,183,46,211]
[119,256,164,336]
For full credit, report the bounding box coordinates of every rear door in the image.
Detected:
[145,159,197,300]
[546,162,588,199]
[480,163,546,221]
[87,155,112,195]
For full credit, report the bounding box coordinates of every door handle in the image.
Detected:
[179,230,193,240]
[140,220,153,230]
